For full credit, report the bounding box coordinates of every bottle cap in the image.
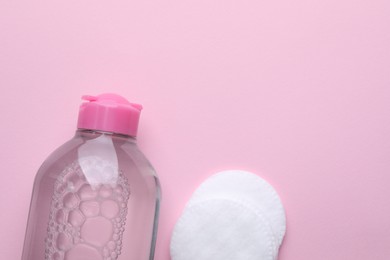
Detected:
[77,93,143,137]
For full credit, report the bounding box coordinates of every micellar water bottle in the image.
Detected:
[22,93,161,260]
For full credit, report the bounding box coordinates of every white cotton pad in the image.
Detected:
[170,199,277,260]
[188,170,286,246]
[170,170,286,260]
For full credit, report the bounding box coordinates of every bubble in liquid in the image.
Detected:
[107,241,116,250]
[63,193,79,209]
[52,251,62,260]
[47,232,54,240]
[57,183,67,194]
[68,210,85,227]
[56,232,72,250]
[65,172,84,191]
[81,216,113,247]
[80,201,100,217]
[99,186,113,198]
[101,200,119,219]
[78,184,98,200]
[55,209,65,223]
[56,224,65,232]
[54,201,63,209]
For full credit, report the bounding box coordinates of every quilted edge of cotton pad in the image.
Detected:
[171,198,278,260]
[188,170,286,246]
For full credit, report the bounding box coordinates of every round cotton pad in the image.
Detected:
[188,170,286,246]
[170,199,277,260]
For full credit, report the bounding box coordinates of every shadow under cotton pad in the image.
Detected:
[170,170,286,260]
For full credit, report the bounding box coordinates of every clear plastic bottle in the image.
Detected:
[22,94,161,260]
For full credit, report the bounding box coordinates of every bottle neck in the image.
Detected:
[75,128,137,143]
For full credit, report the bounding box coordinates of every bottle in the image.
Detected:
[22,93,161,260]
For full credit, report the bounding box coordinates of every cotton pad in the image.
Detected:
[170,170,286,260]
[171,199,277,260]
[189,170,286,246]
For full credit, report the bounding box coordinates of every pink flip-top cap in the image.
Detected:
[77,93,143,137]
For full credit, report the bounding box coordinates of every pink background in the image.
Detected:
[1,0,389,259]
